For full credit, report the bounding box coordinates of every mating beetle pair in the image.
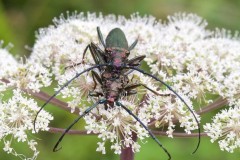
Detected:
[34,27,200,160]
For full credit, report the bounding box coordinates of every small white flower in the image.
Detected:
[111,142,121,154]
[204,107,240,153]
[3,140,13,154]
[96,142,106,154]
[0,89,53,159]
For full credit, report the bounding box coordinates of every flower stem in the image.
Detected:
[1,78,80,114]
[48,127,96,135]
[121,147,134,160]
[120,132,137,160]
[197,97,228,115]
[48,127,208,137]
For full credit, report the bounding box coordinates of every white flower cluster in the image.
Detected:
[6,61,52,93]
[30,12,240,154]
[0,89,53,159]
[0,46,53,159]
[85,102,143,154]
[0,43,18,79]
[143,13,240,152]
[1,12,240,159]
[204,107,240,153]
[29,13,172,154]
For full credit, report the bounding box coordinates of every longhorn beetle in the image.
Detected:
[34,27,201,160]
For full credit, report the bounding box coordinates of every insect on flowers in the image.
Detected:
[34,26,201,160]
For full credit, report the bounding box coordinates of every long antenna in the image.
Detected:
[33,63,110,132]
[53,99,106,152]
[117,101,171,160]
[126,66,201,154]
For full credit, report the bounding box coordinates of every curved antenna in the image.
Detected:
[117,101,171,160]
[33,63,110,133]
[125,66,200,154]
[97,27,106,48]
[53,99,106,152]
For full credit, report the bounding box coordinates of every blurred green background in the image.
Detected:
[0,0,240,160]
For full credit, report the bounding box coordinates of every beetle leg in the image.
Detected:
[92,70,102,85]
[65,62,86,70]
[91,72,97,90]
[64,45,91,70]
[124,65,141,76]
[127,55,146,66]
[89,91,104,97]
[83,43,106,65]
[90,42,107,65]
[65,43,107,71]
[97,27,106,48]
[91,70,102,90]
[125,90,137,96]
[81,44,91,63]
[124,83,171,96]
[124,55,146,75]
[128,39,138,51]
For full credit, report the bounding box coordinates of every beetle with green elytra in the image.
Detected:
[34,27,201,160]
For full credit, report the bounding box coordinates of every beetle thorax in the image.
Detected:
[106,47,129,68]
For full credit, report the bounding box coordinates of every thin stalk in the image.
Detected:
[48,127,96,135]
[1,78,79,114]
[48,127,207,138]
[30,91,80,115]
[197,97,228,115]
[148,96,228,127]
[152,131,207,137]
[120,132,137,160]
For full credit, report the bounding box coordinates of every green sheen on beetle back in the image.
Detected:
[105,28,128,49]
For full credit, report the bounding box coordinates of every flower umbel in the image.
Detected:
[0,12,240,159]
[204,107,240,153]
[0,89,53,159]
